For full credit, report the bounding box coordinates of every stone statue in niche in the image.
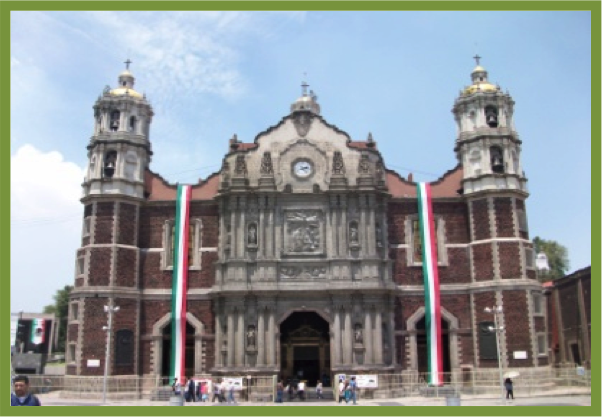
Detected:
[349,223,359,244]
[354,323,363,344]
[332,151,345,175]
[358,154,371,175]
[260,152,273,175]
[248,224,257,245]
[247,325,256,348]
[234,154,247,176]
[375,222,383,247]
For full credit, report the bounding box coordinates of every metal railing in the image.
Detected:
[20,366,590,401]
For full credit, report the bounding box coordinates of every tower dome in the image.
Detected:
[290,80,321,115]
[463,55,500,95]
[110,59,143,99]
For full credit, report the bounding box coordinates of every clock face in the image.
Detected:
[294,160,312,178]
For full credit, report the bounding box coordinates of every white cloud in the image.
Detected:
[11,144,84,221]
[11,145,86,312]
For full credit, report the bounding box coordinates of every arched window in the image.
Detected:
[485,105,498,128]
[103,151,117,178]
[129,116,137,133]
[490,146,504,173]
[110,110,120,131]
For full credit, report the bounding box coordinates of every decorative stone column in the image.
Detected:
[257,308,265,367]
[374,309,383,364]
[340,196,347,257]
[227,309,235,367]
[237,308,245,366]
[332,308,341,365]
[238,196,246,259]
[267,307,276,366]
[215,311,223,367]
[343,308,352,365]
[364,309,373,365]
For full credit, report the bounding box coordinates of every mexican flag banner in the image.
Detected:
[171,184,192,382]
[31,318,45,345]
[417,182,443,386]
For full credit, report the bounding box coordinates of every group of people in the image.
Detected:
[338,376,358,405]
[172,377,237,404]
[276,379,325,402]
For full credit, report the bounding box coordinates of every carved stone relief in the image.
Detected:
[234,155,247,176]
[292,111,313,137]
[280,265,327,279]
[284,210,323,255]
[358,154,371,175]
[260,152,274,175]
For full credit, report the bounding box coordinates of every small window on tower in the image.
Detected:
[129,116,136,132]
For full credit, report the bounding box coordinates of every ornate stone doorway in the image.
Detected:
[279,312,331,387]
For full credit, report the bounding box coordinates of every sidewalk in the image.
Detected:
[36,387,591,407]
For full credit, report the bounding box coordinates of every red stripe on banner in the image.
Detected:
[425,184,443,382]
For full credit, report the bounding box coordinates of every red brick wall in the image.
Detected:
[494,198,514,237]
[503,290,532,368]
[95,202,114,244]
[498,242,521,279]
[81,298,111,376]
[460,334,475,365]
[187,300,215,334]
[472,244,494,281]
[88,248,112,286]
[67,323,78,343]
[139,206,173,248]
[139,252,172,289]
[526,270,537,280]
[387,203,415,244]
[75,278,84,287]
[471,199,490,241]
[140,301,172,336]
[115,248,137,287]
[439,248,471,284]
[141,340,152,375]
[433,202,470,243]
[440,294,471,329]
[391,249,423,286]
[534,316,546,333]
[117,203,138,246]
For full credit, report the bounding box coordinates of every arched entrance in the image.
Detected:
[151,312,205,381]
[161,322,196,378]
[279,312,331,387]
[407,306,459,383]
[416,316,451,379]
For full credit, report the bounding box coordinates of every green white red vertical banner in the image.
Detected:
[30,318,45,345]
[171,184,192,382]
[417,182,443,386]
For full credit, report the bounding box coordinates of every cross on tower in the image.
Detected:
[301,80,309,96]
[473,54,481,66]
[124,58,132,70]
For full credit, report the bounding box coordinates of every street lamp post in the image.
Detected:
[102,304,120,404]
[484,306,506,404]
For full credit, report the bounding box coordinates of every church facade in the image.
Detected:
[67,60,547,383]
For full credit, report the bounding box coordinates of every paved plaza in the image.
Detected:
[35,388,591,407]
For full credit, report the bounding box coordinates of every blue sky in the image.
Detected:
[10,11,592,312]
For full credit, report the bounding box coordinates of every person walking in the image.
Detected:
[275,380,284,403]
[11,375,41,406]
[211,381,221,402]
[287,381,294,401]
[227,381,236,403]
[349,376,358,405]
[338,379,346,403]
[297,380,305,401]
[316,381,323,400]
[505,378,514,400]
[172,377,182,397]
[186,377,196,402]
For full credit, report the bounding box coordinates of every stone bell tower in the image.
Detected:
[452,55,527,195]
[82,59,154,199]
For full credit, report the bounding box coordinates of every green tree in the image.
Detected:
[43,285,73,352]
[532,236,570,281]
